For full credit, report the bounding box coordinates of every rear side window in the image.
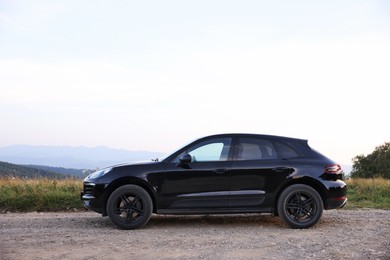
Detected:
[274,141,299,159]
[235,138,277,160]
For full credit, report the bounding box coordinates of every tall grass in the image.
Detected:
[344,178,390,209]
[0,177,389,212]
[0,178,84,212]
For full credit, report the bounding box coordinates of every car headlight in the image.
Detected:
[87,167,113,179]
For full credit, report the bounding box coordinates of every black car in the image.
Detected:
[81,133,347,229]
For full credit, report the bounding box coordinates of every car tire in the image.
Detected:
[277,184,323,229]
[107,184,152,230]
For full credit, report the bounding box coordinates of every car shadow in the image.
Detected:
[82,212,343,230]
[146,213,285,229]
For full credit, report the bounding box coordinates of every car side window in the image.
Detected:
[235,138,277,161]
[174,138,232,162]
[274,141,299,159]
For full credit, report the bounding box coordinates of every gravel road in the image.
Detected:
[1,209,389,260]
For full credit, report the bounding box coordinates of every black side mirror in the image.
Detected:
[179,153,192,164]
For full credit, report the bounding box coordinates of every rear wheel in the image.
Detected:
[277,184,323,229]
[107,185,152,230]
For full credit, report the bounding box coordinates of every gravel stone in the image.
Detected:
[0,210,389,259]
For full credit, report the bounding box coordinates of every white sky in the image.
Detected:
[0,0,389,165]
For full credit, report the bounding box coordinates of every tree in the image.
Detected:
[351,142,390,179]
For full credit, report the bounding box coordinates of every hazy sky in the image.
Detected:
[1,0,389,166]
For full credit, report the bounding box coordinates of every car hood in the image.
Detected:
[111,160,158,168]
[85,160,159,181]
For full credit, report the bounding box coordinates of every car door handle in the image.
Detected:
[213,169,229,174]
[272,167,289,172]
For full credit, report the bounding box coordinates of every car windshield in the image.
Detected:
[153,137,199,162]
[153,153,170,162]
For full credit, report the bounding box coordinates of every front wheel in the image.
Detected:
[277,184,323,229]
[107,185,152,230]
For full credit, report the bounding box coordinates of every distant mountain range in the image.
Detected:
[0,145,164,169]
[0,161,69,179]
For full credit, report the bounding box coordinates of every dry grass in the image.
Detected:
[0,178,83,212]
[344,178,390,209]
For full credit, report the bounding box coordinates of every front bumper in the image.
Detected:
[80,181,107,214]
[81,192,104,214]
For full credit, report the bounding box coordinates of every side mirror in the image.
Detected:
[179,153,192,164]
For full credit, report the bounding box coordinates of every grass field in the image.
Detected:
[0,178,83,212]
[0,177,389,212]
[344,178,390,210]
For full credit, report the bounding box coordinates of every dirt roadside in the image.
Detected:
[1,209,389,260]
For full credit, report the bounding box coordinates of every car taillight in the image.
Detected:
[324,164,342,174]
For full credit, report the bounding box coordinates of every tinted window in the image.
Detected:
[175,138,232,162]
[235,138,277,160]
[274,141,299,159]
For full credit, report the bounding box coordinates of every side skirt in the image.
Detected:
[157,207,274,215]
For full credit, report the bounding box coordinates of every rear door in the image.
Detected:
[230,137,294,209]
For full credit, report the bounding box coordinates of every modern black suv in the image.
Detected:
[81,134,347,229]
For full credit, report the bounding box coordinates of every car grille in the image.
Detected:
[83,183,95,194]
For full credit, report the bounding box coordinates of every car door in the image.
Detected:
[230,137,294,209]
[158,137,233,213]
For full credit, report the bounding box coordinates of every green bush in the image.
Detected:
[351,142,390,179]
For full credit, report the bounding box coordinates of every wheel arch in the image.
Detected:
[102,177,157,216]
[274,177,328,216]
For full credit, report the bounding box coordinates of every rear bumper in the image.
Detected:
[325,180,347,210]
[327,196,347,209]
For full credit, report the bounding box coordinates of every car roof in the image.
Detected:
[199,133,307,142]
[161,133,312,162]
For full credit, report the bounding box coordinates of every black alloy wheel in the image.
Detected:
[107,184,152,230]
[277,184,323,229]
